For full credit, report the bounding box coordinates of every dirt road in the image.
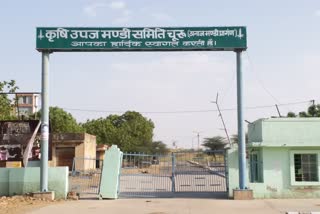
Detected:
[25,198,320,214]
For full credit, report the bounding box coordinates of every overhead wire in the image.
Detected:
[245,51,283,105]
[219,69,237,106]
[61,99,311,115]
[61,52,312,116]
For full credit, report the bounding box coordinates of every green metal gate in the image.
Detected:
[69,157,103,198]
[119,150,228,198]
[119,153,173,198]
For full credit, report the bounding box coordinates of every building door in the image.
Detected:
[56,147,75,170]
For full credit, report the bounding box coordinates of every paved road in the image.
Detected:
[27,198,320,214]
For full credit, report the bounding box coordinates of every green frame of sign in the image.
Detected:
[36,26,247,52]
[36,26,249,193]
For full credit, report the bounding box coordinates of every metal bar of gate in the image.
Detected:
[69,157,103,197]
[224,150,229,192]
[171,153,175,193]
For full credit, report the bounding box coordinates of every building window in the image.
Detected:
[290,151,320,186]
[18,96,32,104]
[249,151,263,183]
[294,154,318,182]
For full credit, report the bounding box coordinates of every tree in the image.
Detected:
[307,104,320,117]
[149,141,169,154]
[298,111,309,117]
[231,133,248,145]
[37,107,83,133]
[82,117,116,146]
[287,103,320,118]
[202,136,227,150]
[287,112,296,118]
[82,111,155,152]
[0,80,19,120]
[50,107,83,133]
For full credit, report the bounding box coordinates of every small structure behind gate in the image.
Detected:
[119,150,228,198]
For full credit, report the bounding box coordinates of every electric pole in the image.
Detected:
[193,131,202,151]
[197,132,200,151]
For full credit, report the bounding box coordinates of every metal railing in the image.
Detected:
[173,150,227,193]
[119,150,228,198]
[119,153,173,198]
[69,157,103,196]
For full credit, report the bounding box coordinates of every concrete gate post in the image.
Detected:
[99,145,123,199]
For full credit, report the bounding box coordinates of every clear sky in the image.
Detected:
[1,0,320,149]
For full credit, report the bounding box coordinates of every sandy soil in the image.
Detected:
[0,195,65,214]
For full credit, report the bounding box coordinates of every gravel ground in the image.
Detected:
[0,195,65,214]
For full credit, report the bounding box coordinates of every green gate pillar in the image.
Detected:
[236,50,247,190]
[99,145,123,199]
[40,51,50,192]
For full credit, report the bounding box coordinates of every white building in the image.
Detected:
[16,93,39,117]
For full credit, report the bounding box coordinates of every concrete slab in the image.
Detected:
[233,189,253,200]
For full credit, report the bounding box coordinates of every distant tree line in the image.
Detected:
[0,80,169,154]
[42,107,169,154]
[202,134,248,151]
[287,102,320,118]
